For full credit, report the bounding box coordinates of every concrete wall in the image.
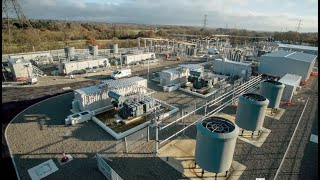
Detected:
[212,60,251,77]
[259,56,313,81]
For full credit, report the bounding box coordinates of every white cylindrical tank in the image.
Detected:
[195,116,239,173]
[64,46,75,58]
[259,80,285,109]
[110,44,118,54]
[235,93,269,131]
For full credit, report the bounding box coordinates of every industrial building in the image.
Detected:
[159,67,189,86]
[7,58,33,81]
[178,64,204,76]
[278,74,302,102]
[121,53,155,65]
[212,58,252,77]
[58,58,110,75]
[278,43,318,56]
[259,51,317,82]
[72,76,148,112]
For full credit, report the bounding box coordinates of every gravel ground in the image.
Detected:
[2,58,207,179]
[3,62,318,180]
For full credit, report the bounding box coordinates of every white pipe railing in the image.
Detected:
[273,97,309,180]
[160,75,261,130]
[159,80,261,145]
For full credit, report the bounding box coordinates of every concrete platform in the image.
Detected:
[157,136,246,180]
[265,108,285,120]
[214,113,271,148]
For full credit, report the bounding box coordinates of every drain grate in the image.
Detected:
[202,117,235,133]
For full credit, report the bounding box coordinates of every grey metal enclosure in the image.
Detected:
[278,74,302,102]
[259,51,316,82]
[195,116,239,173]
[259,80,285,109]
[235,93,269,131]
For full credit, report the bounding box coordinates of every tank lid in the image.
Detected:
[242,93,266,101]
[198,116,239,139]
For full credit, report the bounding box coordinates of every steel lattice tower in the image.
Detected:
[2,0,41,52]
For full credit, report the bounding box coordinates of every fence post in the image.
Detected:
[124,137,128,153]
[147,126,150,142]
[155,126,159,153]
[205,101,208,116]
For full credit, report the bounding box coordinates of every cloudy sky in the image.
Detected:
[21,0,318,32]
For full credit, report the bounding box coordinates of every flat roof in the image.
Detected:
[64,58,108,64]
[278,43,318,51]
[75,85,102,95]
[178,64,203,70]
[262,51,317,63]
[279,73,302,86]
[8,58,30,64]
[213,58,251,66]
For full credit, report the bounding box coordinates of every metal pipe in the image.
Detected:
[273,97,309,180]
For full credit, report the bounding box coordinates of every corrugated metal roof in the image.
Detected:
[278,43,318,51]
[8,58,30,64]
[75,86,102,95]
[279,74,302,86]
[262,51,317,63]
[213,58,251,66]
[178,64,203,70]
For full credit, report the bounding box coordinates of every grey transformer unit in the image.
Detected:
[235,93,269,131]
[195,116,239,173]
[259,80,285,109]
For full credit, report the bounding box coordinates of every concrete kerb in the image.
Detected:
[4,92,73,180]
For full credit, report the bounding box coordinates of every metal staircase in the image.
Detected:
[32,65,45,77]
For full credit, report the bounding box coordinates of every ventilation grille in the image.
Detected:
[264,80,282,85]
[243,93,266,101]
[202,117,235,133]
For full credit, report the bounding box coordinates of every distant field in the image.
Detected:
[3,39,139,54]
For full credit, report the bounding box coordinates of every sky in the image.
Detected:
[19,0,318,32]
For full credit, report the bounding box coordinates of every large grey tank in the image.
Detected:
[235,93,269,131]
[110,44,118,54]
[89,45,99,57]
[259,80,285,109]
[195,116,239,173]
[64,46,75,58]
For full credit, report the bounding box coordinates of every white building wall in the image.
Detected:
[259,56,313,81]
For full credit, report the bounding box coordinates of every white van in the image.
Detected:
[111,69,131,79]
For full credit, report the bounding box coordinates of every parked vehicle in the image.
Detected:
[65,110,92,125]
[111,69,131,79]
[26,77,38,85]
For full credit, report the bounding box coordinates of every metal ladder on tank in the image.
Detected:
[31,65,45,77]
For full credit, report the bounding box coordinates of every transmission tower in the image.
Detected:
[203,14,207,29]
[296,19,302,32]
[2,0,42,52]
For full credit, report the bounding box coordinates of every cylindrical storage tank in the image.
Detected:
[195,116,239,173]
[235,93,269,131]
[64,47,75,58]
[110,44,118,54]
[88,45,99,56]
[259,80,285,109]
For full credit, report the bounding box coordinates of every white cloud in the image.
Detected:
[20,0,318,32]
